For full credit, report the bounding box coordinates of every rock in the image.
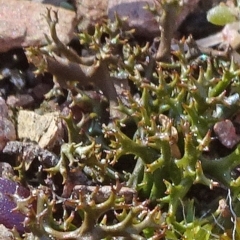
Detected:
[6,94,34,108]
[3,141,59,169]
[17,110,63,149]
[0,97,8,118]
[0,97,16,151]
[108,0,160,37]
[31,83,53,100]
[0,117,16,151]
[0,0,76,52]
[75,0,200,38]
[73,185,136,203]
[176,0,202,27]
[222,22,240,49]
[75,0,108,32]
[0,162,14,179]
[0,178,30,233]
[214,119,240,149]
[0,224,15,240]
[0,0,222,53]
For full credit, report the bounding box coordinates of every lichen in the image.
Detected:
[11,2,240,239]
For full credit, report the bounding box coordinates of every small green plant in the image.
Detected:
[13,3,240,239]
[12,180,163,240]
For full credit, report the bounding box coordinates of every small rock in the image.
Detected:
[6,94,34,108]
[0,162,14,179]
[0,224,15,240]
[75,0,107,31]
[62,168,91,198]
[0,97,8,118]
[0,117,16,151]
[214,119,240,148]
[0,0,76,52]
[73,185,136,203]
[108,0,160,37]
[31,83,52,100]
[222,22,240,49]
[0,178,29,233]
[17,110,63,149]
[3,141,59,169]
[1,68,26,91]
[0,98,16,151]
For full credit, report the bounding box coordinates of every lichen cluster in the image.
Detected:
[11,2,240,239]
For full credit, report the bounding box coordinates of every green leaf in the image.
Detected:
[207,5,237,26]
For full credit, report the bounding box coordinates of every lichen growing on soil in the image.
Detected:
[2,1,240,239]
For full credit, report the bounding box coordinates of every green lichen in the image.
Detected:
[15,3,240,239]
[12,180,163,240]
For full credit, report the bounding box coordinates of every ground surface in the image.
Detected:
[1,0,239,239]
